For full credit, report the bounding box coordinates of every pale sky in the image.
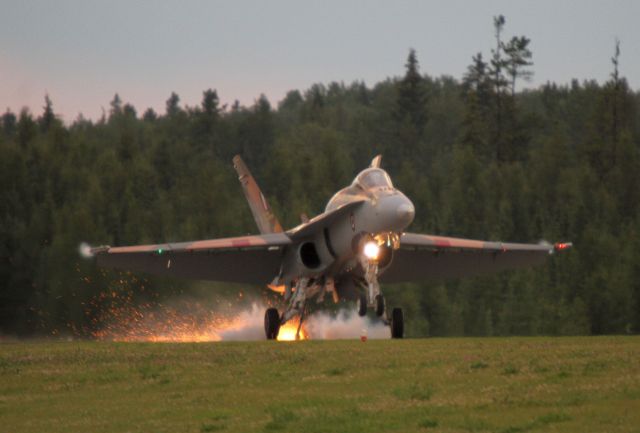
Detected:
[1,0,638,122]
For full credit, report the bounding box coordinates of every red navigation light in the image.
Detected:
[554,242,572,251]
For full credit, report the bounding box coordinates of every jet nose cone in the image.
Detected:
[397,202,415,227]
[375,192,415,232]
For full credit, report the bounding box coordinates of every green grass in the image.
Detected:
[1,337,639,432]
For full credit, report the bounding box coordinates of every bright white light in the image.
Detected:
[363,241,380,260]
[78,242,93,259]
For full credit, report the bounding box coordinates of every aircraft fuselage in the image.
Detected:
[279,167,415,297]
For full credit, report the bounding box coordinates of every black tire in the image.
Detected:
[391,308,404,339]
[264,308,280,340]
[375,294,385,317]
[357,293,367,317]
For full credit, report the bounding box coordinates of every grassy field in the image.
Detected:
[1,337,639,433]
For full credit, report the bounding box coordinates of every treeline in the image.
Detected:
[1,17,639,337]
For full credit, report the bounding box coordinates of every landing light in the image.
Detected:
[363,241,380,260]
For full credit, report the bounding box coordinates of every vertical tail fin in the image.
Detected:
[232,155,284,234]
[370,154,382,168]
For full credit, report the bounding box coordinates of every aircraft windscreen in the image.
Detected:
[357,169,393,189]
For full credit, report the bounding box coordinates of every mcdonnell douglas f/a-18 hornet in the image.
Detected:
[88,155,572,339]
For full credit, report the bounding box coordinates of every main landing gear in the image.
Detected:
[265,277,315,340]
[264,308,280,340]
[263,273,405,340]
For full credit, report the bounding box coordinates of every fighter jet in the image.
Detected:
[88,155,571,339]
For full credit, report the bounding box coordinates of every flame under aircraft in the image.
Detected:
[88,155,572,339]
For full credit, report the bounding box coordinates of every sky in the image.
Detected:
[1,0,638,122]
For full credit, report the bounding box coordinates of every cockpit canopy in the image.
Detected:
[354,168,393,190]
[325,167,395,212]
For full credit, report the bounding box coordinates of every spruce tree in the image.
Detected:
[395,48,427,134]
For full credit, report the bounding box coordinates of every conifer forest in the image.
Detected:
[2,18,639,337]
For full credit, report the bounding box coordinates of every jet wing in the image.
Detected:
[90,233,291,285]
[380,232,571,283]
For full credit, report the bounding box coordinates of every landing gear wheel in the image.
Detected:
[391,308,404,339]
[264,308,281,340]
[357,293,367,317]
[375,294,385,317]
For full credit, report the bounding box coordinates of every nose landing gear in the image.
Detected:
[356,261,404,338]
[357,291,386,318]
[374,294,385,317]
[356,291,404,339]
[357,293,368,317]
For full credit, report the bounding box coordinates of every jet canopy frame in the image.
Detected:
[354,168,394,190]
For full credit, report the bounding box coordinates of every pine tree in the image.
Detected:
[17,108,36,148]
[461,53,492,159]
[395,48,427,134]
[488,15,509,162]
[165,92,181,117]
[142,108,157,122]
[2,109,17,136]
[201,89,220,118]
[40,94,56,132]
[196,89,221,150]
[503,36,533,97]
[109,93,122,118]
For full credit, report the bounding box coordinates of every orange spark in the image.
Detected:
[277,318,308,341]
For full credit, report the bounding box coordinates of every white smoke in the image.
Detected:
[91,295,392,342]
[305,309,390,340]
[217,303,390,341]
[217,304,266,341]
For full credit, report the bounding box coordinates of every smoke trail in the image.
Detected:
[91,295,391,342]
[217,303,390,341]
[305,309,390,340]
[217,304,266,341]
